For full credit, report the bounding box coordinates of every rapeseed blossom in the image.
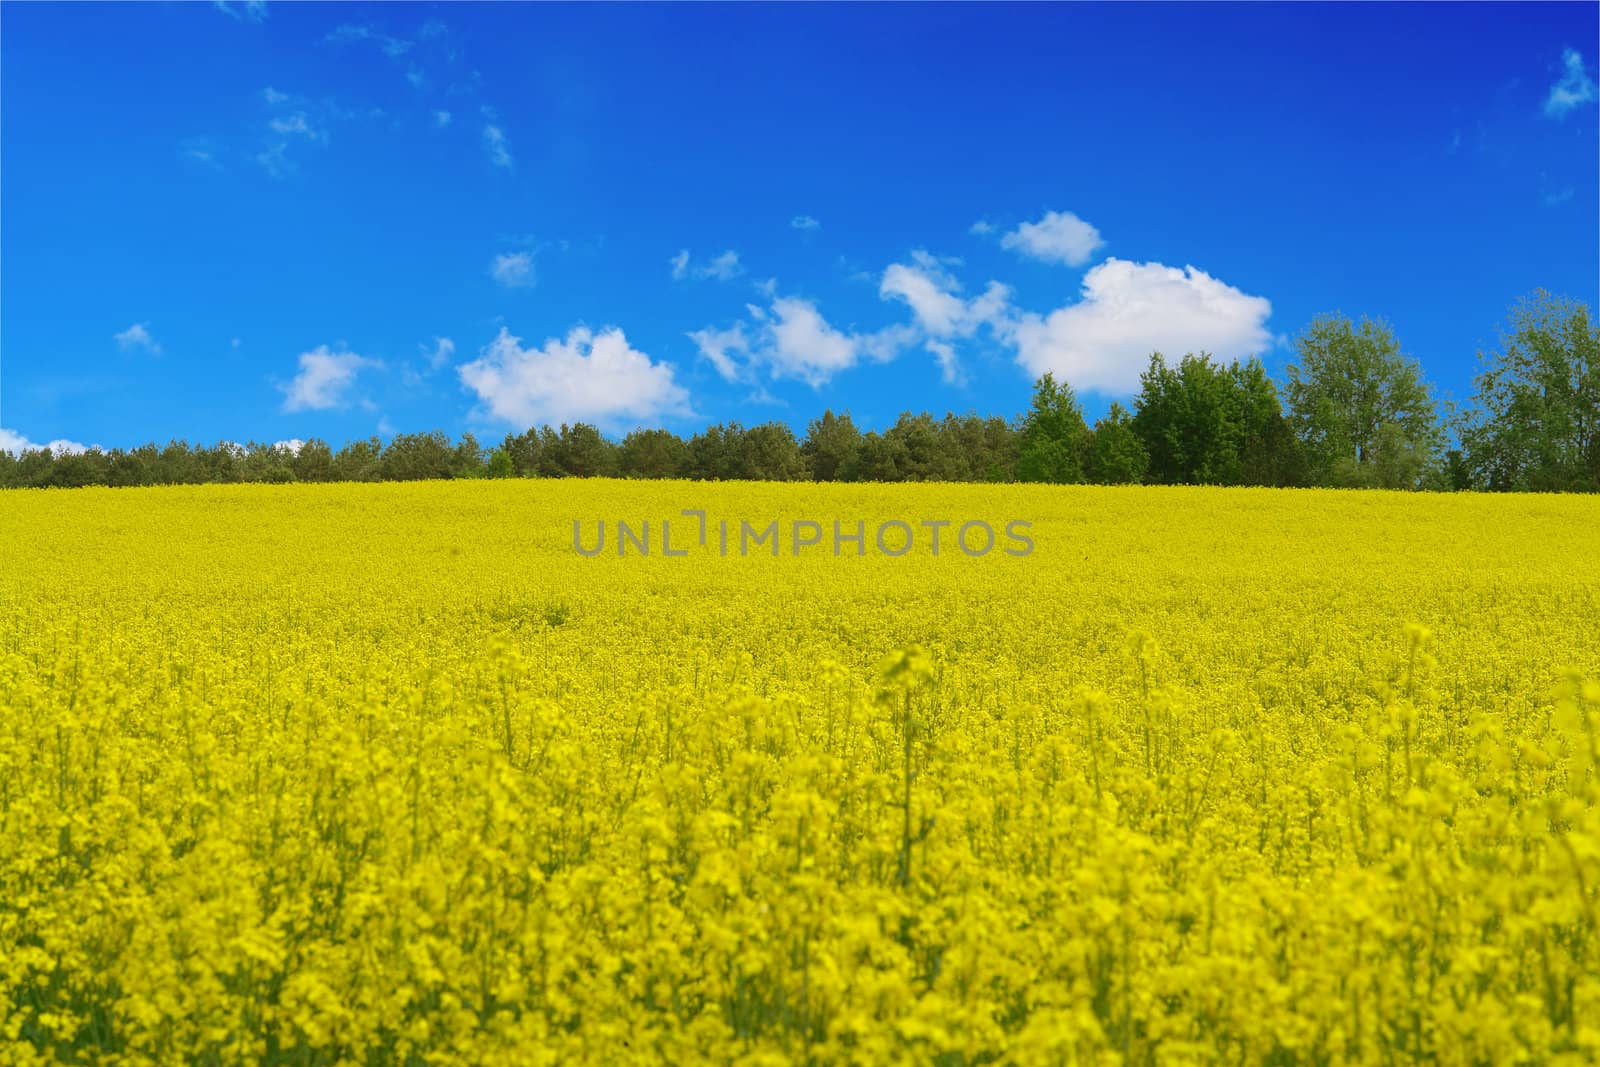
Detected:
[0,480,1596,1064]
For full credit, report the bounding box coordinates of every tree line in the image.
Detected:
[4,292,1595,492]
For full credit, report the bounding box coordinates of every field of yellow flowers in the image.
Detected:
[1,480,1597,1065]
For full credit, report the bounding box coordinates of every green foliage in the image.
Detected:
[1286,315,1441,489]
[1131,354,1298,486]
[1463,290,1599,492]
[1018,373,1089,483]
[487,448,516,479]
[618,428,688,479]
[801,410,863,482]
[1086,403,1149,485]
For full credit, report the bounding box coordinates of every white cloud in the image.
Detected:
[999,209,1104,266]
[426,336,456,370]
[766,298,861,384]
[969,220,995,236]
[483,124,512,168]
[269,112,323,140]
[791,215,820,231]
[686,323,749,381]
[880,253,971,336]
[433,109,452,128]
[925,340,961,385]
[214,0,267,22]
[1004,258,1272,393]
[670,249,744,282]
[458,325,690,426]
[262,87,290,105]
[490,251,535,288]
[0,428,89,456]
[703,250,742,281]
[272,438,305,455]
[691,295,915,388]
[180,138,221,168]
[280,346,376,412]
[879,251,1012,383]
[1545,49,1597,118]
[114,322,161,355]
[256,143,292,178]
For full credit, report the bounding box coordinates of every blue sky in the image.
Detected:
[2,1,1596,454]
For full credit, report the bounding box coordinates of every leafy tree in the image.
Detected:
[540,424,617,478]
[499,429,544,477]
[618,428,688,478]
[1085,403,1149,484]
[848,431,904,482]
[685,423,744,480]
[452,433,485,478]
[940,413,1018,482]
[1462,291,1599,492]
[802,410,862,481]
[740,421,808,481]
[380,432,459,481]
[1285,315,1440,488]
[332,437,384,482]
[885,412,964,482]
[1017,372,1089,483]
[487,448,516,478]
[1233,361,1304,487]
[291,439,335,482]
[1131,354,1301,486]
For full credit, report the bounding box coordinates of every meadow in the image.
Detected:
[1,480,1597,1065]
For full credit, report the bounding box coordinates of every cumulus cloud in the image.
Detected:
[969,220,996,236]
[0,428,89,456]
[879,252,1012,383]
[1004,258,1272,393]
[686,323,749,381]
[1545,48,1597,118]
[458,325,691,426]
[670,249,743,282]
[272,438,305,455]
[114,322,161,354]
[280,346,376,412]
[999,210,1104,266]
[690,295,915,388]
[790,215,820,231]
[490,251,535,288]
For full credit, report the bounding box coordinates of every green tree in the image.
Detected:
[885,412,963,482]
[380,432,459,481]
[740,421,809,481]
[291,439,335,482]
[540,424,617,478]
[618,428,688,478]
[1286,315,1440,488]
[1463,291,1599,492]
[802,410,863,481]
[332,437,384,481]
[499,429,544,477]
[1017,373,1089,483]
[486,448,516,478]
[1086,403,1149,484]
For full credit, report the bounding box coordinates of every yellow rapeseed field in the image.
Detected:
[1,480,1598,1065]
